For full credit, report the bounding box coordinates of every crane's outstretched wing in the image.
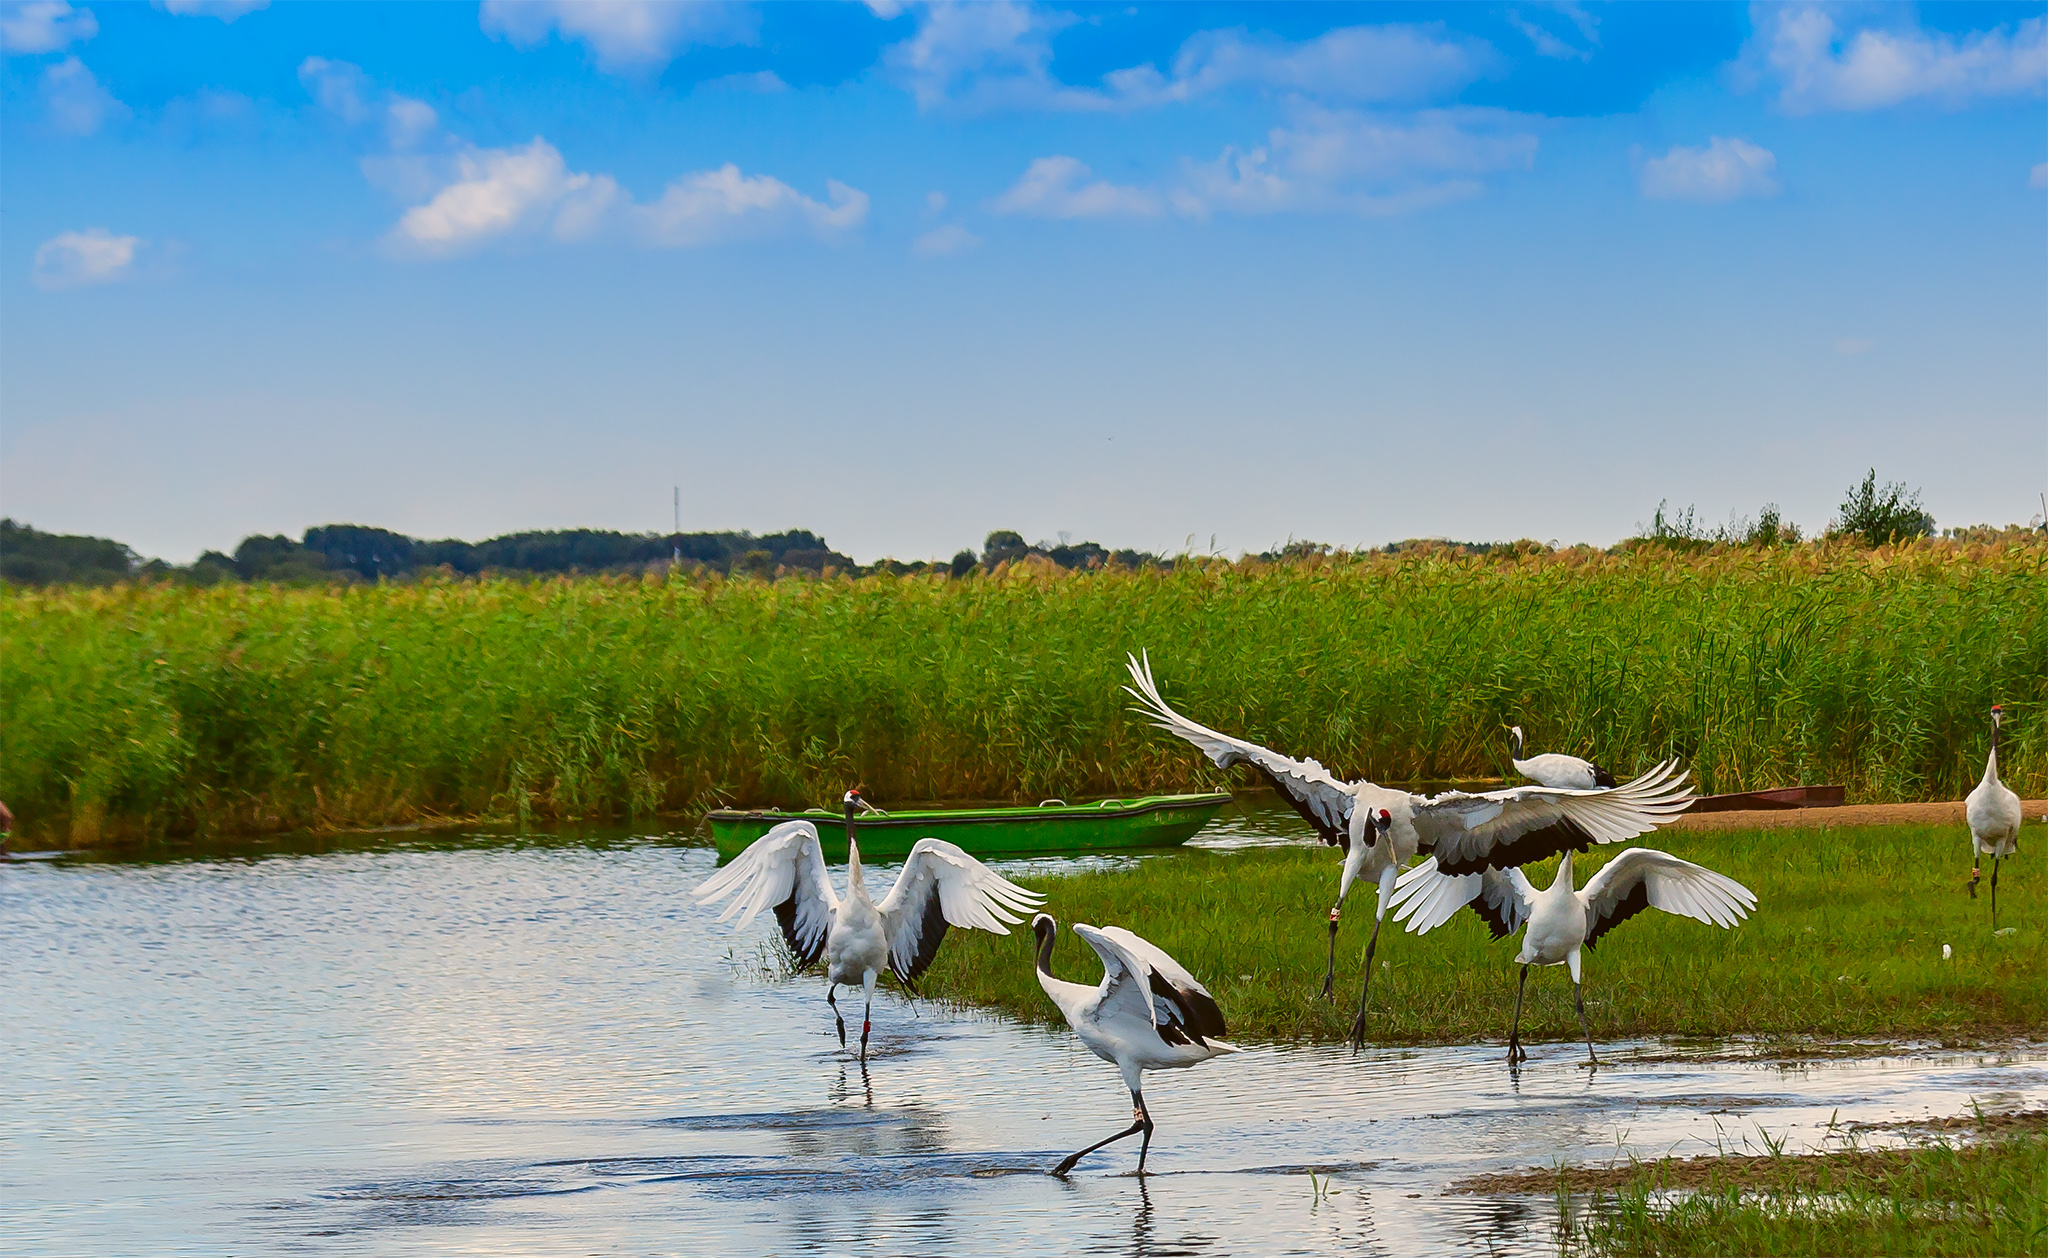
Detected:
[877,839,1043,984]
[1410,760,1694,876]
[1124,650,1356,848]
[1580,848,1756,949]
[1389,856,1535,938]
[693,820,839,967]
[1096,925,1228,1043]
[1073,923,1229,1049]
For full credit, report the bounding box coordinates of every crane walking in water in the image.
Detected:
[695,798,1042,1061]
[1122,651,1695,1050]
[1966,705,2022,927]
[1390,847,1755,1067]
[1033,914,1236,1176]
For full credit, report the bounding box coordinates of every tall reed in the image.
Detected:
[3,539,2042,845]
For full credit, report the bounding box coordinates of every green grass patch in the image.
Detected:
[1551,1126,2048,1256]
[4,540,2044,846]
[920,825,2045,1045]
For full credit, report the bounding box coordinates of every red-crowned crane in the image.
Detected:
[1032,914,1236,1176]
[1510,725,1617,789]
[1123,651,1694,1050]
[1390,847,1754,1067]
[1966,705,2023,926]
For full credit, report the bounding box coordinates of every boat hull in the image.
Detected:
[707,793,1231,863]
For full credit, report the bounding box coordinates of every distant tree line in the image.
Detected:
[0,470,2027,588]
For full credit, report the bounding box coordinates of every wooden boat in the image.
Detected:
[706,792,1232,863]
[1688,784,1846,814]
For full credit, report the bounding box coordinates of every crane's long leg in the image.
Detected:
[1506,964,1530,1065]
[1567,949,1598,1069]
[1991,855,2001,930]
[1053,1090,1150,1177]
[1346,867,1400,1052]
[1319,901,1345,1000]
[827,984,845,1048]
[858,970,878,1063]
[1968,857,1980,899]
[1134,1093,1156,1176]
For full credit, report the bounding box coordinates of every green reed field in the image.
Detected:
[3,539,2044,847]
[921,823,2044,1046]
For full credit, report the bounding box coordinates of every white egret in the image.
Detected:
[695,812,1042,1060]
[1390,847,1755,1067]
[1965,704,2022,925]
[1123,651,1694,1048]
[1032,914,1236,1176]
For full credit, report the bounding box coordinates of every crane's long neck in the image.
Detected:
[1984,717,2002,786]
[1035,924,1056,978]
[846,835,868,900]
[1549,849,1576,894]
[1511,728,1525,760]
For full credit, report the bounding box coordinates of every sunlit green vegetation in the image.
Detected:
[923,824,2044,1045]
[1553,1123,2048,1257]
[2,539,2042,846]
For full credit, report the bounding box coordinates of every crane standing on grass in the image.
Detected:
[694,793,1043,1061]
[1122,651,1695,1051]
[1509,726,1617,790]
[1966,705,2022,926]
[1390,847,1755,1068]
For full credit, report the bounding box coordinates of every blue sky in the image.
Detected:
[3,1,2044,563]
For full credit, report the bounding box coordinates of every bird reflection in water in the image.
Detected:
[832,1059,874,1109]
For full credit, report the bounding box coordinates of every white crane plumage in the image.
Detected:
[1123,651,1695,1049]
[695,809,1043,1060]
[1510,726,1618,790]
[1965,704,2022,925]
[1390,847,1755,1067]
[1032,914,1237,1176]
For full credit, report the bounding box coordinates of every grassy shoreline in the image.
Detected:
[920,823,2044,1047]
[1534,1119,2048,1256]
[5,540,2045,847]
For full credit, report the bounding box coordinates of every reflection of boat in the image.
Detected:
[1688,785,1846,814]
[707,793,1232,863]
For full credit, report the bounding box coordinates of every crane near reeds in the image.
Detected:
[694,796,1042,1061]
[1123,651,1695,1050]
[1966,705,2022,926]
[1390,848,1755,1067]
[1032,914,1236,1176]
[1510,726,1617,789]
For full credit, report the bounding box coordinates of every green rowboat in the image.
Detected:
[706,793,1231,863]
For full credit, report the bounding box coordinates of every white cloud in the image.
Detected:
[41,54,126,135]
[1508,4,1598,61]
[989,156,1163,218]
[394,139,615,252]
[1639,137,1780,202]
[298,55,372,123]
[479,0,756,74]
[1180,108,1538,215]
[1,1,96,54]
[1752,6,2048,112]
[911,223,979,256]
[699,69,786,93]
[1107,24,1492,107]
[389,138,866,255]
[633,165,868,246]
[2031,161,2048,189]
[32,227,138,289]
[887,5,1488,112]
[385,97,438,149]
[152,0,268,20]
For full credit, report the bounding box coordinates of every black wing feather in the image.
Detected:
[891,887,950,984]
[1584,878,1651,950]
[1252,765,1348,849]
[1146,967,1227,1047]
[1433,815,1596,877]
[1591,763,1619,788]
[774,891,828,969]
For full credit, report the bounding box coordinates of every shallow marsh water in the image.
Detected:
[5,809,2043,1256]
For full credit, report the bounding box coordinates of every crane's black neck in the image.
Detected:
[1033,920,1057,977]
